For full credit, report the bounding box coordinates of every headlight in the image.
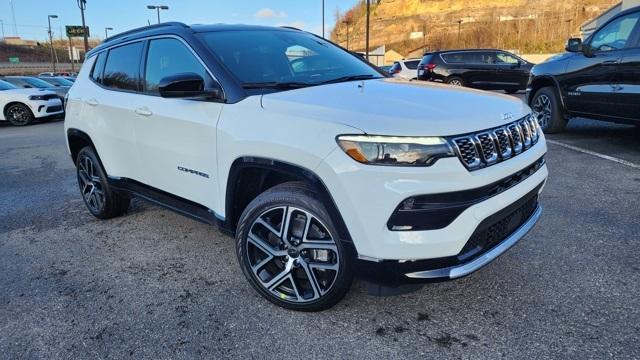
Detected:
[336,135,455,166]
[28,95,47,100]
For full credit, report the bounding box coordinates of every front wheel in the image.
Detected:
[531,87,567,133]
[76,147,130,219]
[5,103,34,126]
[236,182,353,311]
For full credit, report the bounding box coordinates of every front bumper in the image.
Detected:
[29,98,64,118]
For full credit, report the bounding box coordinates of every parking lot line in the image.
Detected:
[547,139,640,170]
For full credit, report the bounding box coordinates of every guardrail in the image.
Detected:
[0,62,83,75]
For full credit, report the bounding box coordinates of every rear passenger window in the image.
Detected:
[144,38,211,94]
[405,60,420,70]
[103,42,144,91]
[90,52,107,83]
[442,53,476,63]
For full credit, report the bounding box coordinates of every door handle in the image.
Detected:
[85,98,99,106]
[134,107,153,117]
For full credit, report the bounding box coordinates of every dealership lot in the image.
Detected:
[1,116,639,358]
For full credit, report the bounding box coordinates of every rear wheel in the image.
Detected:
[531,86,567,133]
[446,76,464,87]
[5,103,34,126]
[236,182,353,311]
[76,147,130,219]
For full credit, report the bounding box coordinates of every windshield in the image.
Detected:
[25,77,56,88]
[0,80,17,91]
[198,30,383,88]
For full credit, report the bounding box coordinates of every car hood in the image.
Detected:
[261,78,530,136]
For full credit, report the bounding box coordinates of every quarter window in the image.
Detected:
[404,60,420,70]
[144,38,211,94]
[103,42,144,91]
[590,12,640,52]
[90,52,107,83]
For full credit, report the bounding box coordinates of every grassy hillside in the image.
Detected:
[331,0,619,55]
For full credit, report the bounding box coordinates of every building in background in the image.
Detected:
[581,0,640,38]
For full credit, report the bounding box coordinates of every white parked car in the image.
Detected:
[0,79,64,126]
[64,23,548,311]
[389,59,421,80]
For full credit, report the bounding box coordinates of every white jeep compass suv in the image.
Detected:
[65,23,548,311]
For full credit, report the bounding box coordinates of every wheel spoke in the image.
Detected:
[299,260,321,299]
[255,217,283,238]
[309,262,340,271]
[265,261,293,289]
[247,233,287,257]
[299,242,338,252]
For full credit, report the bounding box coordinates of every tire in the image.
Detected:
[236,182,353,312]
[446,76,464,87]
[531,86,567,133]
[504,89,519,94]
[5,103,34,126]
[76,146,130,219]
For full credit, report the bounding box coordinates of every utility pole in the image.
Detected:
[344,19,352,50]
[10,0,17,36]
[77,0,89,54]
[322,0,325,38]
[147,5,169,24]
[365,0,370,61]
[457,19,463,47]
[48,15,58,72]
[105,27,113,39]
[0,20,4,39]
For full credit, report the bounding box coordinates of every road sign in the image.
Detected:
[8,57,19,63]
[66,25,90,38]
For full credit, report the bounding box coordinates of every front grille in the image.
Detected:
[459,185,540,259]
[452,137,480,168]
[450,115,540,171]
[46,105,63,113]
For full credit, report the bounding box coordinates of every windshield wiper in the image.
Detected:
[318,74,378,85]
[241,81,312,89]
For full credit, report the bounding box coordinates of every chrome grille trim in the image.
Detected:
[493,128,513,159]
[448,115,540,171]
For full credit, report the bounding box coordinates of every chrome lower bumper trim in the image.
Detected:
[405,205,542,280]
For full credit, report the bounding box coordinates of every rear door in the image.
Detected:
[563,11,640,118]
[401,60,420,79]
[612,12,640,121]
[133,36,223,208]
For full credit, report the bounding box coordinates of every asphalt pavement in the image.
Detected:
[1,115,639,359]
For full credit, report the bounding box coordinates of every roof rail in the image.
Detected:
[279,26,302,31]
[103,22,189,44]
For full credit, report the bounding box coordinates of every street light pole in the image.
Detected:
[0,20,4,40]
[147,5,169,24]
[105,27,113,39]
[77,0,89,54]
[48,15,58,72]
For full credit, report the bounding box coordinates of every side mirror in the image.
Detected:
[158,73,221,99]
[566,38,583,53]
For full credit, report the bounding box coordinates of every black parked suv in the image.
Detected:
[417,49,533,93]
[528,7,640,133]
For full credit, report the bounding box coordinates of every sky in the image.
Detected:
[0,0,360,41]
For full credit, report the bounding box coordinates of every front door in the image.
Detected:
[495,52,529,90]
[562,11,640,119]
[612,13,640,121]
[133,37,224,209]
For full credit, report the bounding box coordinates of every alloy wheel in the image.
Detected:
[7,105,30,125]
[246,206,340,303]
[533,94,552,129]
[449,79,463,86]
[77,155,106,213]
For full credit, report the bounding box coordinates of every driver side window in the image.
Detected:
[590,12,640,52]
